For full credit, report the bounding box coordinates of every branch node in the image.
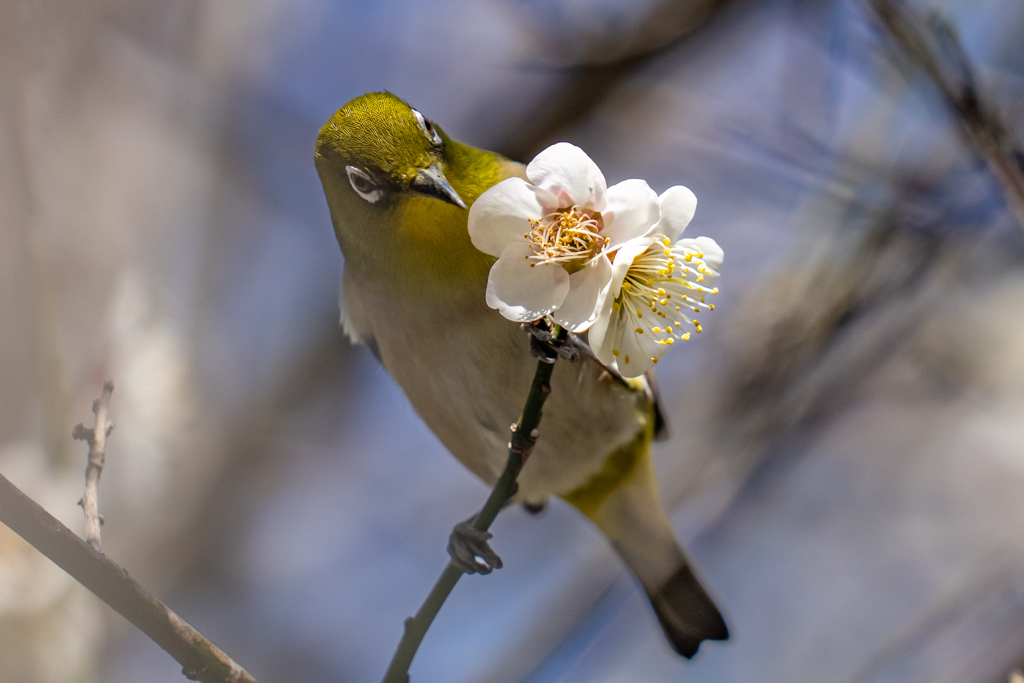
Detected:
[72,423,93,443]
[524,319,578,362]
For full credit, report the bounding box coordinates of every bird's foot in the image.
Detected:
[524,319,578,363]
[447,516,503,575]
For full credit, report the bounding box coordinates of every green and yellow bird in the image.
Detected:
[314,92,728,658]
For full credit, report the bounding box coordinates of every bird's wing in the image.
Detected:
[340,266,381,362]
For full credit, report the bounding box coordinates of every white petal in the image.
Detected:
[469,178,556,257]
[526,143,607,212]
[692,235,724,271]
[615,322,660,378]
[610,236,657,292]
[592,301,659,378]
[552,256,612,332]
[590,237,656,357]
[602,179,660,247]
[655,186,697,242]
[590,291,619,365]
[485,242,569,322]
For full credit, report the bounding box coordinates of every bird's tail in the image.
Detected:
[565,438,728,658]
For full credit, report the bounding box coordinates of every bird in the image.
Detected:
[314,91,728,658]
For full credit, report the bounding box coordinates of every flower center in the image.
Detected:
[524,207,608,272]
[609,236,719,366]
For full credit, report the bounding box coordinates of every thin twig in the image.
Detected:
[0,473,259,683]
[73,380,114,550]
[866,0,1024,230]
[381,326,567,683]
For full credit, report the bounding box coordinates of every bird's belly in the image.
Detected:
[374,300,649,503]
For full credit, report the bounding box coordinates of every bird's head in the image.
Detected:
[316,92,504,295]
[315,92,466,212]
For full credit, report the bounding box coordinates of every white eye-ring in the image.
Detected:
[412,108,443,146]
[346,165,383,203]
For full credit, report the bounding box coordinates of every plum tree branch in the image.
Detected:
[0,382,259,683]
[866,0,1024,231]
[73,379,113,550]
[380,324,567,683]
[0,473,259,683]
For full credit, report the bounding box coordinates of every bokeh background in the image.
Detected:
[2,0,1024,681]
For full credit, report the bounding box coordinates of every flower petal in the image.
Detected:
[590,236,657,358]
[655,185,697,242]
[526,143,607,212]
[602,179,660,247]
[469,178,556,257]
[551,256,612,332]
[614,319,661,378]
[485,241,569,322]
[686,235,723,272]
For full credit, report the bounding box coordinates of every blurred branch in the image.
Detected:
[72,380,114,550]
[717,217,947,447]
[498,0,732,161]
[381,325,566,683]
[844,554,1024,683]
[866,0,1024,230]
[0,473,259,683]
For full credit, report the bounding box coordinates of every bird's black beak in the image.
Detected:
[410,164,467,209]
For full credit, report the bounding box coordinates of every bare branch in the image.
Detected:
[865,0,1024,230]
[0,473,259,683]
[380,325,567,683]
[73,380,114,550]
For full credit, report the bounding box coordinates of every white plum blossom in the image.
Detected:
[589,186,723,378]
[468,143,660,331]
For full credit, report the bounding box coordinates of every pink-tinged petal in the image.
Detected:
[526,143,607,212]
[590,236,656,358]
[551,256,612,332]
[655,186,697,242]
[602,179,660,247]
[469,178,556,257]
[485,242,569,322]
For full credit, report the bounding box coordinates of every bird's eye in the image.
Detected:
[412,108,443,146]
[345,165,383,203]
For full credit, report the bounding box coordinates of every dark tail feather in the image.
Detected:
[647,562,729,658]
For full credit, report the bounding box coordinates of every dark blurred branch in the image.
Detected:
[717,218,947,447]
[0,473,259,683]
[72,380,114,550]
[498,0,731,161]
[866,0,1024,230]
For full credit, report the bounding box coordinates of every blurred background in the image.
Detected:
[2,0,1024,681]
